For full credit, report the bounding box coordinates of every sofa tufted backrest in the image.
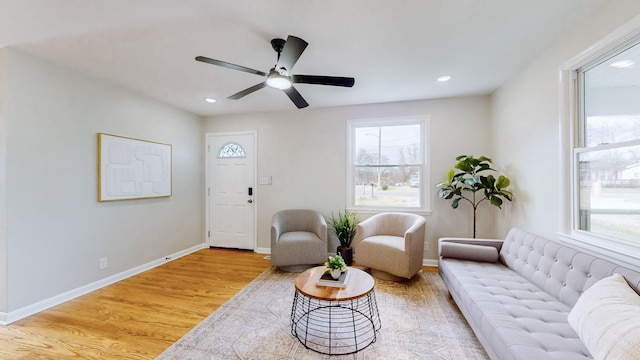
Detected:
[499,228,640,307]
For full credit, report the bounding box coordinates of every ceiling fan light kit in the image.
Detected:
[196,35,355,109]
[266,69,292,89]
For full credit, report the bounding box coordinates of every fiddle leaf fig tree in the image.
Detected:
[437,155,513,238]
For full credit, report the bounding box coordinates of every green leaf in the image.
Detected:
[500,190,513,200]
[446,168,455,182]
[478,164,495,173]
[496,175,510,190]
[452,198,460,209]
[469,157,481,167]
[455,161,474,173]
[480,175,493,188]
[478,155,492,163]
[490,196,503,208]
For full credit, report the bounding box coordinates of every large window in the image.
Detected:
[347,117,428,211]
[575,40,640,243]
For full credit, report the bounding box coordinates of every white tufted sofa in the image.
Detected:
[438,228,640,360]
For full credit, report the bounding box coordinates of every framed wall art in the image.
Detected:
[97,133,172,201]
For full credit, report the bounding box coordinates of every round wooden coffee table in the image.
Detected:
[290,266,381,355]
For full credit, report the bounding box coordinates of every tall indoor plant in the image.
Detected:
[328,210,359,265]
[437,155,513,238]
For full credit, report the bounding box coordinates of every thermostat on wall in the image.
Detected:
[259,176,272,185]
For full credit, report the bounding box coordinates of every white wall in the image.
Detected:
[0,48,8,314]
[491,0,640,239]
[1,49,203,315]
[203,96,492,262]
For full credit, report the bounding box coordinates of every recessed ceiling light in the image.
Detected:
[437,75,452,82]
[610,59,635,68]
[204,97,217,103]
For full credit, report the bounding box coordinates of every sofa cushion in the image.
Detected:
[568,273,640,360]
[439,259,591,359]
[499,228,640,308]
[441,242,499,263]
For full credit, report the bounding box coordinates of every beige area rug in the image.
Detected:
[156,267,488,360]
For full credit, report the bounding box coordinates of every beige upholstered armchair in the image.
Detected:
[271,209,328,272]
[354,212,426,280]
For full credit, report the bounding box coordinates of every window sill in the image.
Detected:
[556,231,640,272]
[347,207,432,216]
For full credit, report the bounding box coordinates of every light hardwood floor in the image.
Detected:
[0,248,437,359]
[0,248,271,360]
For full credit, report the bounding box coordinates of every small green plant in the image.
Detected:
[325,254,347,272]
[328,210,359,249]
[437,155,513,238]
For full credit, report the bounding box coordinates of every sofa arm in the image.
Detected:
[438,237,504,263]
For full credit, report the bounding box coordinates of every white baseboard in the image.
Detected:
[254,247,271,254]
[423,259,439,268]
[0,243,205,326]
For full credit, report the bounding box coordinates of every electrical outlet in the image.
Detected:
[99,257,108,270]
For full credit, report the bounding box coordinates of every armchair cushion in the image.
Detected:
[270,209,328,269]
[355,212,426,279]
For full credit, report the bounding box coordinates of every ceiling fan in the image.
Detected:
[196,35,355,109]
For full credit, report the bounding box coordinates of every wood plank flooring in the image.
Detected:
[0,248,438,359]
[0,248,271,360]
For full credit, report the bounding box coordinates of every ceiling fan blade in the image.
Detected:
[276,35,308,72]
[228,82,267,100]
[293,75,355,87]
[283,86,309,109]
[195,56,267,77]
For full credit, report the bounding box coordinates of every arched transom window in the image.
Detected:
[218,142,246,158]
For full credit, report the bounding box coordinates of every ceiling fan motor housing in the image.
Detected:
[271,38,286,54]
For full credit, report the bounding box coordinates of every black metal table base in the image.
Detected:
[290,291,381,355]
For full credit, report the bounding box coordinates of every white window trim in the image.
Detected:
[558,14,640,270]
[346,116,431,215]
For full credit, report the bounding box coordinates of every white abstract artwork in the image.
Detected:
[98,133,172,201]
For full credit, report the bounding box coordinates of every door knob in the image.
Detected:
[247,199,253,204]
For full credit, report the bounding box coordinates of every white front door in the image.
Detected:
[206,132,256,250]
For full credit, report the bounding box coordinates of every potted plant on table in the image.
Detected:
[328,210,359,265]
[325,254,347,279]
[437,155,513,238]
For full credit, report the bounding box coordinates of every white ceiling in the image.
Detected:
[2,0,608,116]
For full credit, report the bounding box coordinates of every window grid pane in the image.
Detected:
[577,144,640,243]
[353,165,422,208]
[578,38,640,244]
[350,120,425,209]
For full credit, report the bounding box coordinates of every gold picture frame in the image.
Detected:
[97,133,172,201]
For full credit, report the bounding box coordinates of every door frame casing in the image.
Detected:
[205,131,258,250]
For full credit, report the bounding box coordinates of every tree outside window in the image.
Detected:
[348,118,427,210]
